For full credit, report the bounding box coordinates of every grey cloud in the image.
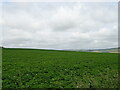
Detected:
[2,2,118,49]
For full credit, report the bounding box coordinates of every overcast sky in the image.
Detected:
[1,1,118,49]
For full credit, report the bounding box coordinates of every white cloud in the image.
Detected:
[2,0,119,2]
[0,3,2,46]
[2,2,118,49]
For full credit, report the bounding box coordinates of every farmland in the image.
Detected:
[2,48,119,88]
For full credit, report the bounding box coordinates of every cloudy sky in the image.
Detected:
[1,1,118,49]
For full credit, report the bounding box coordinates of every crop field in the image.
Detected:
[2,48,119,88]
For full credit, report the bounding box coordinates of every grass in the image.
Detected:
[0,48,2,89]
[2,48,119,88]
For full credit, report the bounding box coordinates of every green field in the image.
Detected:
[2,48,119,88]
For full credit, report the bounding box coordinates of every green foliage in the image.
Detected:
[2,48,119,88]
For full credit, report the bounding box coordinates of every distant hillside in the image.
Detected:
[1,47,120,53]
[88,47,119,53]
[0,46,5,48]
